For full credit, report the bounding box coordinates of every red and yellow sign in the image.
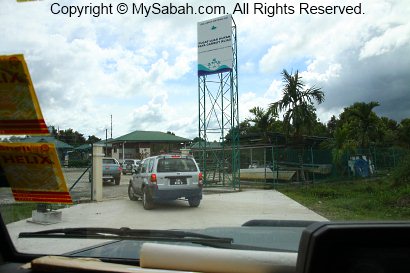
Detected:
[0,143,72,204]
[0,54,49,135]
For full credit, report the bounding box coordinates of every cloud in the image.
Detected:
[359,23,410,59]
[0,0,201,138]
[129,92,198,139]
[0,0,408,141]
[301,60,342,83]
[316,45,410,121]
[252,0,410,123]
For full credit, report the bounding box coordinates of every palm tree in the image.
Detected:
[321,125,358,175]
[269,69,325,142]
[349,101,380,149]
[269,69,325,181]
[247,107,276,143]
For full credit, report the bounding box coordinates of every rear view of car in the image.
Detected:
[89,157,122,185]
[128,155,203,209]
[122,159,141,175]
[102,158,122,185]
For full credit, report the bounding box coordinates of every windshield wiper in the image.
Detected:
[19,227,293,252]
[19,227,233,245]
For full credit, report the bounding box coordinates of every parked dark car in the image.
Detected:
[89,157,122,185]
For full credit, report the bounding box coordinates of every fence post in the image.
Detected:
[311,147,315,183]
[271,146,275,188]
[264,147,267,183]
[92,144,104,201]
[250,147,253,167]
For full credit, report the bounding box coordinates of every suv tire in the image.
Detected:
[188,198,201,207]
[143,187,154,210]
[114,176,121,185]
[128,183,138,201]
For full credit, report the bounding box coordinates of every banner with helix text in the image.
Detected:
[0,143,72,204]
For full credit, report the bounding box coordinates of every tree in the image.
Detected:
[398,118,410,148]
[48,125,58,136]
[375,117,398,147]
[321,125,358,175]
[56,128,86,147]
[327,115,338,136]
[269,69,325,181]
[339,101,380,149]
[224,108,285,144]
[86,135,101,144]
[350,101,380,148]
[224,121,250,143]
[246,107,278,143]
[269,69,325,143]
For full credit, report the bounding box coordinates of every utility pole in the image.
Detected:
[110,115,113,139]
[105,129,108,156]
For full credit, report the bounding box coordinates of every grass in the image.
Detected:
[0,203,69,225]
[0,203,38,225]
[276,177,410,220]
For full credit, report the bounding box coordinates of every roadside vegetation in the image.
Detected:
[236,69,410,220]
[277,177,410,220]
[0,203,69,225]
[0,203,38,225]
[278,155,410,220]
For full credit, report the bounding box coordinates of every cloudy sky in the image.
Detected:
[1,0,409,140]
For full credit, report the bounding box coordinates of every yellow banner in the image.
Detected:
[0,54,49,135]
[0,143,72,204]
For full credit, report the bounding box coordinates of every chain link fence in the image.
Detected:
[63,159,92,202]
[194,145,409,187]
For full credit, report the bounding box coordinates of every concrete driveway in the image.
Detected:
[7,189,326,254]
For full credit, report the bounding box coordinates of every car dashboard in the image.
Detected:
[1,219,410,273]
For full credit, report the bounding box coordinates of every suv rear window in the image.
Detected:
[103,159,117,164]
[157,158,198,173]
[124,160,134,164]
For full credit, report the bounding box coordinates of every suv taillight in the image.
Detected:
[198,172,203,187]
[150,174,157,183]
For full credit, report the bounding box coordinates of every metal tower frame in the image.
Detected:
[198,18,240,189]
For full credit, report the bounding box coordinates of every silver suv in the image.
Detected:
[128,154,203,210]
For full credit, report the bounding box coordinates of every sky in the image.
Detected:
[1,0,409,140]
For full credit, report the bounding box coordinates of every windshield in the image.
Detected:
[0,0,409,269]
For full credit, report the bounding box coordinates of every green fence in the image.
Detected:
[194,145,409,186]
[62,160,92,202]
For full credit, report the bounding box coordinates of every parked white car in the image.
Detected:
[122,159,141,175]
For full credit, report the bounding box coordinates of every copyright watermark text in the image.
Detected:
[49,2,364,18]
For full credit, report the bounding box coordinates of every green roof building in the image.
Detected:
[111,130,191,162]
[17,136,73,162]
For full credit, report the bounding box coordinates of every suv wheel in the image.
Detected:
[188,198,201,207]
[143,187,154,210]
[114,176,121,185]
[128,183,138,201]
